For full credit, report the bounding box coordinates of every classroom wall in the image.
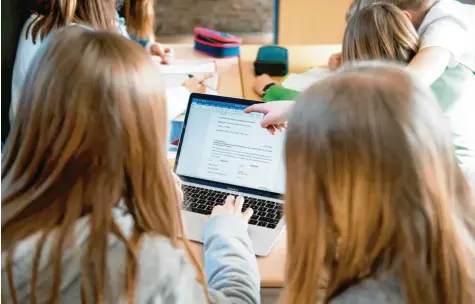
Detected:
[154,0,273,35]
[277,0,353,45]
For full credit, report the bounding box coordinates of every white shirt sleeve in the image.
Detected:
[419,17,471,68]
[164,86,190,121]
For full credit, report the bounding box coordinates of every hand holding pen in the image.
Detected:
[182,73,215,93]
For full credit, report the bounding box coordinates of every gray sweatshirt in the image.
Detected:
[1,212,260,303]
[331,274,405,304]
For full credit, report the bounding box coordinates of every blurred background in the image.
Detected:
[155,0,274,43]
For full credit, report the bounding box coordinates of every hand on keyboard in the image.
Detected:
[182,184,283,229]
[210,195,254,222]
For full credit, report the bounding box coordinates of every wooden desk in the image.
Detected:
[239,45,342,100]
[171,45,243,98]
[169,45,285,288]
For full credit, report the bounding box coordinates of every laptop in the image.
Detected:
[174,93,286,256]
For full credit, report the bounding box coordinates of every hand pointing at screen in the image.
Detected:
[244,101,295,135]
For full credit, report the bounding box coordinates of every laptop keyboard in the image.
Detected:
[181,184,283,229]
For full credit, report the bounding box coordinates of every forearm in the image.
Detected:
[407,47,452,87]
[203,215,261,304]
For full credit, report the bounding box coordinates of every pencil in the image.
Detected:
[187,74,215,91]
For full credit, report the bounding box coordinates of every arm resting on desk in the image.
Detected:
[203,214,261,304]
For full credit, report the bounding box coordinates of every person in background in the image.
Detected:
[342,2,475,169]
[273,63,475,303]
[1,26,260,304]
[253,3,475,175]
[330,0,475,84]
[31,0,170,58]
[10,0,204,124]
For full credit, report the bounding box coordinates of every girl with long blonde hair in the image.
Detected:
[283,63,475,304]
[246,63,475,303]
[1,26,259,304]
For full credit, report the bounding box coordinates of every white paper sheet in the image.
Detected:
[156,59,219,94]
[282,68,330,92]
[281,74,320,92]
[300,67,330,78]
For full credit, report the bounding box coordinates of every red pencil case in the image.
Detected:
[194,27,241,58]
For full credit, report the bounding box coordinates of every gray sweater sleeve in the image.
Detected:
[143,214,260,304]
[203,214,261,304]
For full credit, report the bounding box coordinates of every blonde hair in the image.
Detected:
[124,0,155,39]
[282,63,475,304]
[346,0,435,21]
[28,0,156,44]
[27,0,116,44]
[2,26,206,303]
[343,3,419,63]
[377,0,433,10]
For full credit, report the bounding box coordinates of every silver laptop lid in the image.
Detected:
[174,93,286,200]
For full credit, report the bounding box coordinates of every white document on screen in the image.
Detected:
[176,101,286,194]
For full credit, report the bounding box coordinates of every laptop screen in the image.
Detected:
[175,96,286,195]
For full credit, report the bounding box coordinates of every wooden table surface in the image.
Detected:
[239,44,342,100]
[168,44,342,287]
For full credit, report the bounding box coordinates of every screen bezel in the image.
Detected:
[173,93,284,199]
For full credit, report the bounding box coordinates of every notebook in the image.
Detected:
[281,67,330,92]
[300,67,330,78]
[155,59,219,95]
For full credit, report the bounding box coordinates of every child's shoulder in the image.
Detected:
[21,13,42,37]
[418,0,475,69]
[420,0,475,33]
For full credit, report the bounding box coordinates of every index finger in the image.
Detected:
[244,103,267,114]
[223,195,235,208]
[234,196,244,215]
[266,125,276,135]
